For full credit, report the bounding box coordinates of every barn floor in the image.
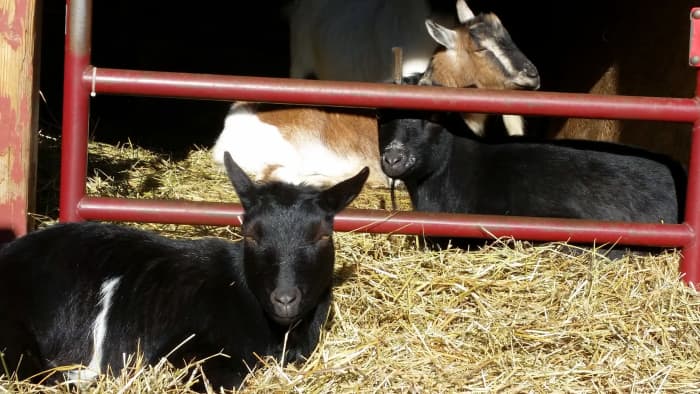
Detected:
[6,136,698,393]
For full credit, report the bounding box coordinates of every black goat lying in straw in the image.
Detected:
[378,108,686,251]
[0,152,369,391]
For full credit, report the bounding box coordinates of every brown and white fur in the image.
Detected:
[212,103,385,188]
[419,2,539,135]
[212,1,540,188]
[287,0,539,137]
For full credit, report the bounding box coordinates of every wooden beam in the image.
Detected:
[0,0,41,241]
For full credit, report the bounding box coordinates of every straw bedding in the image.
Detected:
[2,137,699,393]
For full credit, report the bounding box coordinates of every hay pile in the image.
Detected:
[4,140,699,393]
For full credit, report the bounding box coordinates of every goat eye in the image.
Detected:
[313,233,331,244]
[319,234,331,242]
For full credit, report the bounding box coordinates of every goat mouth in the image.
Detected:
[381,154,415,179]
[269,312,301,326]
[381,163,409,179]
[511,79,540,90]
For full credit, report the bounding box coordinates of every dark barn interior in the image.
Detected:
[39,0,696,161]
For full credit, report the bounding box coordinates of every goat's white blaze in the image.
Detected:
[479,38,517,77]
[65,276,121,382]
[476,37,527,135]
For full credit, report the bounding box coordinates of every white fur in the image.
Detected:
[502,114,525,136]
[456,0,475,22]
[480,38,517,76]
[463,113,487,136]
[64,277,121,383]
[402,57,431,78]
[464,114,525,137]
[212,103,378,187]
[212,103,301,182]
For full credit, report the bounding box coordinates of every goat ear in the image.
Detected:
[223,151,257,210]
[425,20,457,50]
[319,167,369,214]
[456,0,475,23]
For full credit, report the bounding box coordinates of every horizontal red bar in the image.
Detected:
[77,197,693,248]
[84,68,700,123]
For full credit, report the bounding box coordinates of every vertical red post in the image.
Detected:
[59,0,92,222]
[681,119,700,285]
[680,118,700,287]
[680,69,700,285]
[680,8,700,285]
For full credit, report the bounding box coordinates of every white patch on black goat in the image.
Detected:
[64,276,121,382]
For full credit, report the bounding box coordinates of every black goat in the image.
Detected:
[378,109,685,245]
[0,152,369,390]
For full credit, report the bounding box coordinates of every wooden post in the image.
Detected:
[0,0,41,242]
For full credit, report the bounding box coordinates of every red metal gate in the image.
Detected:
[61,0,700,285]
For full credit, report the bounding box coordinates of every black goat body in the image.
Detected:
[378,109,685,248]
[0,152,369,390]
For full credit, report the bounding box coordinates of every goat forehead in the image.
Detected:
[380,119,432,145]
[248,204,327,237]
[248,184,323,214]
[477,38,517,75]
[468,26,531,78]
[466,14,504,36]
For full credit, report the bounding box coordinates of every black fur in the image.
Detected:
[378,109,686,248]
[0,152,369,391]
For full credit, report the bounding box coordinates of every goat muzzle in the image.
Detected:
[269,287,303,325]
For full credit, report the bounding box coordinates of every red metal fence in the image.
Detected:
[61,0,700,285]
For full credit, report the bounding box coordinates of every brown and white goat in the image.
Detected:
[287,0,539,136]
[212,1,539,188]
[212,103,385,187]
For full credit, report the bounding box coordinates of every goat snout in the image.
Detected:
[512,63,540,90]
[383,150,405,166]
[381,146,412,178]
[269,287,302,324]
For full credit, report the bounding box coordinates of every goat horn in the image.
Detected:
[392,46,403,85]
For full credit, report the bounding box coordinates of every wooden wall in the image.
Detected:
[0,0,40,241]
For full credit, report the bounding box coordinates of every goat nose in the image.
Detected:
[270,287,301,308]
[515,66,540,90]
[523,64,539,78]
[382,150,405,167]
